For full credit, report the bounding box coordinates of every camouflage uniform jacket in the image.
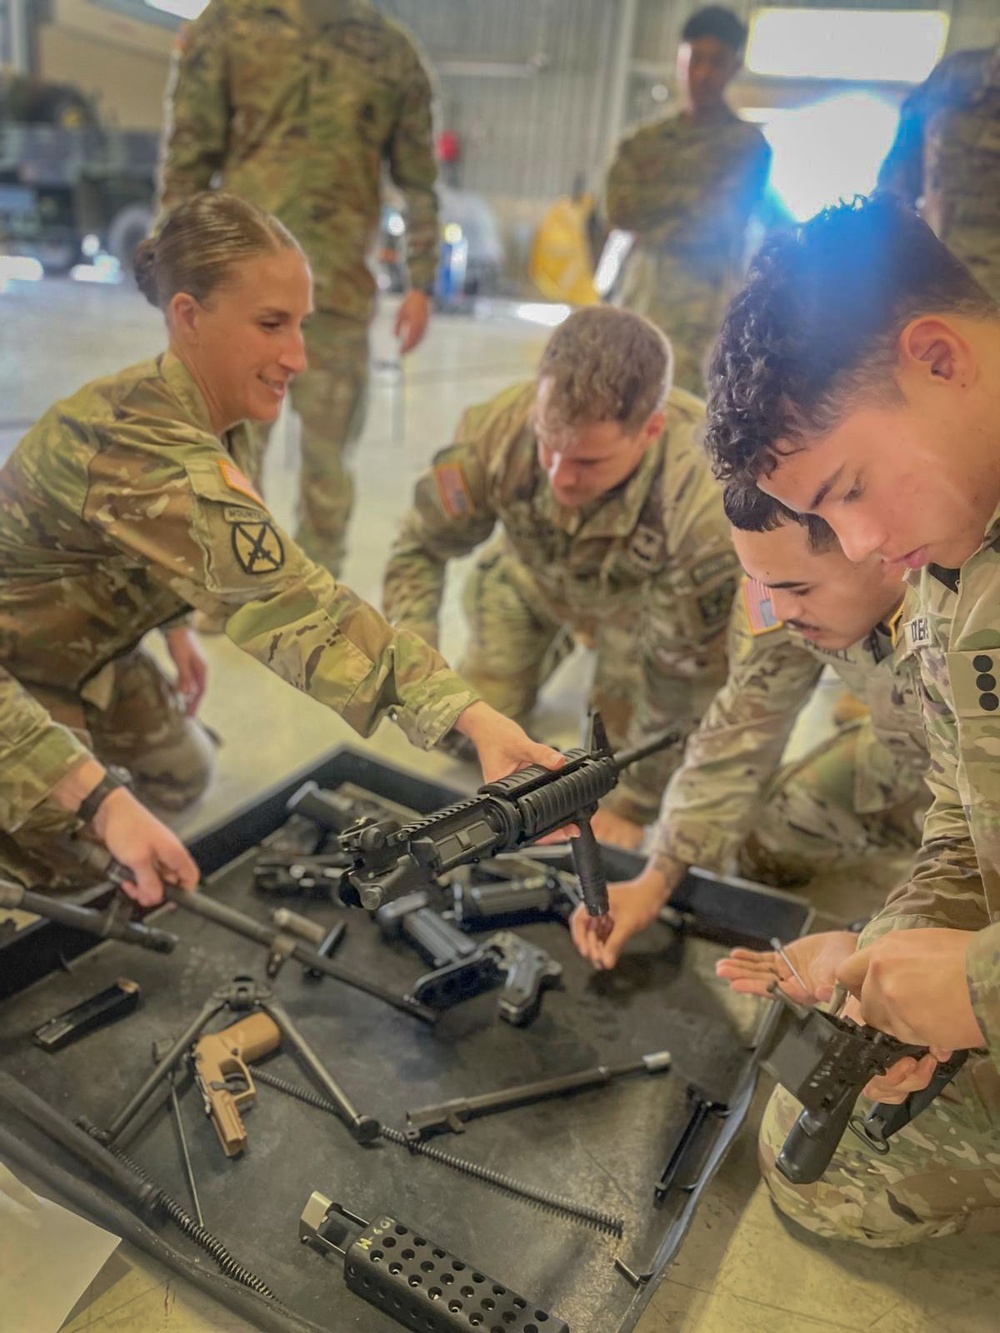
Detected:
[967,921,1000,1068]
[382,381,740,818]
[0,353,476,750]
[878,42,1000,300]
[0,667,89,832]
[605,107,771,311]
[650,576,928,872]
[862,507,1000,951]
[159,0,438,320]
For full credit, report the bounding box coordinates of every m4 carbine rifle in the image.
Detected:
[336,715,678,940]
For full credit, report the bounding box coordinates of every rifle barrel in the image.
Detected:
[613,727,681,773]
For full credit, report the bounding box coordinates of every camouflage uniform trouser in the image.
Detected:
[759,1061,1000,1245]
[460,544,640,747]
[260,310,370,577]
[738,720,926,888]
[0,649,215,890]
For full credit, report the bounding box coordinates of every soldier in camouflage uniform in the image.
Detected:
[0,667,198,903]
[159,0,440,575]
[382,307,740,844]
[604,6,771,395]
[879,38,1000,300]
[704,196,1000,1243]
[570,490,927,969]
[0,193,562,890]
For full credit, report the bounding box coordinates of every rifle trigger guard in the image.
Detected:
[848,1114,891,1154]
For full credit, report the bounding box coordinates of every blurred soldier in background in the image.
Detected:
[383,307,739,848]
[604,5,771,395]
[879,36,1000,300]
[159,0,439,576]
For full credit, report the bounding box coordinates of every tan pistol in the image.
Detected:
[191,1011,281,1157]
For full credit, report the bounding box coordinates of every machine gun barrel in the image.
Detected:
[162,886,437,1025]
[0,878,178,953]
[406,1050,672,1139]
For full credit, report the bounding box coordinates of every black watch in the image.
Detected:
[77,773,125,825]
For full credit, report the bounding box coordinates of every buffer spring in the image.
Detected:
[100,1137,276,1297]
[251,1065,624,1237]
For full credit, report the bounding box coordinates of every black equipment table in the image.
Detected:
[0,747,811,1333]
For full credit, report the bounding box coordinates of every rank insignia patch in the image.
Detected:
[232,521,284,575]
[743,577,782,635]
[628,524,665,570]
[434,461,474,518]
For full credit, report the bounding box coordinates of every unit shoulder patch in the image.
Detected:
[231,520,284,575]
[698,576,737,630]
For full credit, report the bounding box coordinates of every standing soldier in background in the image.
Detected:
[604,6,771,395]
[159,0,439,575]
[879,36,1000,300]
[383,307,740,849]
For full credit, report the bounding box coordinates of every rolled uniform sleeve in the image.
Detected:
[0,668,90,831]
[858,555,1000,948]
[382,427,498,648]
[645,585,822,867]
[967,922,1000,1073]
[83,435,477,748]
[860,660,991,947]
[158,0,232,213]
[609,411,740,822]
[387,43,439,294]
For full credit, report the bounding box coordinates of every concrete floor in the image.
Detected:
[1,276,997,1332]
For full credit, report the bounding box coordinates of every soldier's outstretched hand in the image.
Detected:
[449,701,579,840]
[716,930,859,1006]
[94,787,199,908]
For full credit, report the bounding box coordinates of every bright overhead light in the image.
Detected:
[144,0,209,19]
[751,93,901,221]
[747,8,949,84]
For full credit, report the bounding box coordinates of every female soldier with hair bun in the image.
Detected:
[0,191,564,895]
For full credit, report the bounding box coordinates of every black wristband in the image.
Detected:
[77,774,125,826]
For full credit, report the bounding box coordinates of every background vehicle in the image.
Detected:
[379,185,505,307]
[0,75,156,273]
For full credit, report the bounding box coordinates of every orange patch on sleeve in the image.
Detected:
[433,461,475,519]
[218,459,265,507]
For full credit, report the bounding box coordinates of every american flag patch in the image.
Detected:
[218,459,264,507]
[434,461,474,518]
[743,577,781,635]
